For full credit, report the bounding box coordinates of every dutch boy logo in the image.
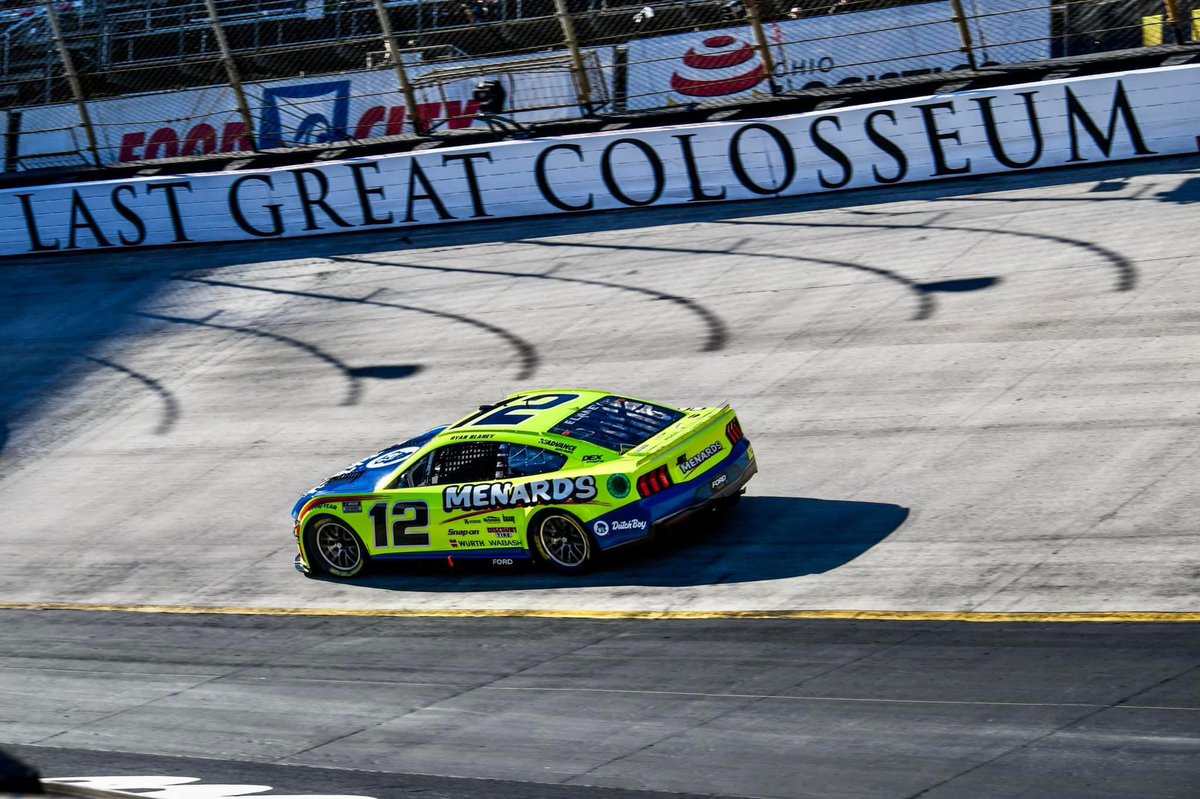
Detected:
[259,80,352,149]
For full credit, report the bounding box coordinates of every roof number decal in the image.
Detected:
[473,393,579,427]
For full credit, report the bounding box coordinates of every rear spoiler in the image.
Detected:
[626,404,731,463]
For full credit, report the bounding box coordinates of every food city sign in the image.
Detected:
[2,66,1196,257]
[13,54,583,169]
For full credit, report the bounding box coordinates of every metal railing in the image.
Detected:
[2,0,1196,170]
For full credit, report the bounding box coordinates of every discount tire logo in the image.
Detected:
[670,35,767,98]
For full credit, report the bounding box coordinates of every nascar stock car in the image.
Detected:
[292,390,756,577]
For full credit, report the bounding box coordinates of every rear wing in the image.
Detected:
[626,404,737,468]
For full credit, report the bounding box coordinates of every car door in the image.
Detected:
[378,441,505,555]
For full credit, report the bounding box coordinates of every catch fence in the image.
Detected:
[2,0,1196,169]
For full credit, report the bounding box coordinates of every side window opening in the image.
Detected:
[432,442,503,485]
[392,441,567,488]
[397,452,435,488]
[502,444,567,478]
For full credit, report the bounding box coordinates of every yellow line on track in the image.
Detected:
[0,602,1197,622]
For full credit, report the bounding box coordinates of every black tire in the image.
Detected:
[304,514,368,578]
[531,510,596,575]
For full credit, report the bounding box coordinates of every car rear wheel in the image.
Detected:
[532,511,595,575]
[305,515,367,578]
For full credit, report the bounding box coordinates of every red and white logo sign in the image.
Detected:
[670,35,767,98]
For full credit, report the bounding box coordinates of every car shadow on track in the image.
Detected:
[325,495,909,591]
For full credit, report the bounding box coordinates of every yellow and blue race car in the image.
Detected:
[292,389,756,577]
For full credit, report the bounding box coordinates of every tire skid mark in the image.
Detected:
[328,254,730,353]
[176,277,539,380]
[84,356,180,434]
[137,311,365,406]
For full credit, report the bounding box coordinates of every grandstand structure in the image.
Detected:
[0,0,1188,163]
[0,0,745,107]
[0,1,1177,108]
[0,0,1090,107]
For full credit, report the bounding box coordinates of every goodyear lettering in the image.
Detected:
[678,442,723,475]
[444,476,597,511]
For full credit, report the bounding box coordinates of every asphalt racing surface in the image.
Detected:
[2,156,1199,796]
[3,611,1199,798]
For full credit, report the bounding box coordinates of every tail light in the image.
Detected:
[726,417,744,445]
[637,465,674,498]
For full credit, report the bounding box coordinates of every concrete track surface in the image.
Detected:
[3,157,1200,613]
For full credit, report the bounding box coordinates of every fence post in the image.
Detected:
[372,0,424,135]
[948,0,979,71]
[1164,0,1188,44]
[742,0,779,95]
[44,0,102,167]
[552,0,593,112]
[202,0,257,151]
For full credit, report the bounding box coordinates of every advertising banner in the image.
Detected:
[2,65,1194,258]
[625,0,1049,110]
[14,52,590,169]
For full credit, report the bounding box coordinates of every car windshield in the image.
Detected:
[399,426,447,448]
[549,396,683,451]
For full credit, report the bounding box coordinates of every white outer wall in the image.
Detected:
[2,65,1196,257]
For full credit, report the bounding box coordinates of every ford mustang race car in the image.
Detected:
[293,389,756,577]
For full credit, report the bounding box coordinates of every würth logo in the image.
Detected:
[670,35,767,98]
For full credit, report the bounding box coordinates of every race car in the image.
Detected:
[292,389,756,577]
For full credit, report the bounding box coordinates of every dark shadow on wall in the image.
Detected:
[324,495,910,592]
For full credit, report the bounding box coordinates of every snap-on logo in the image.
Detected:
[670,35,767,98]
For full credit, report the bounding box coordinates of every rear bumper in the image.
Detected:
[653,441,757,531]
[589,438,757,550]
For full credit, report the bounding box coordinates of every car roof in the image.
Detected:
[437,389,618,439]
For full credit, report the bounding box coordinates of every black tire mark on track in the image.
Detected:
[529,239,936,321]
[138,312,369,406]
[84,356,180,434]
[176,277,539,379]
[726,219,1138,292]
[330,255,729,352]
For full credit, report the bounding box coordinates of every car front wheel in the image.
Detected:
[305,515,368,578]
[532,511,595,575]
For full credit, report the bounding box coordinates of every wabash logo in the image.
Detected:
[670,35,767,98]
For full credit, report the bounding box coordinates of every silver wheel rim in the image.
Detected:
[539,515,589,567]
[316,520,362,572]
